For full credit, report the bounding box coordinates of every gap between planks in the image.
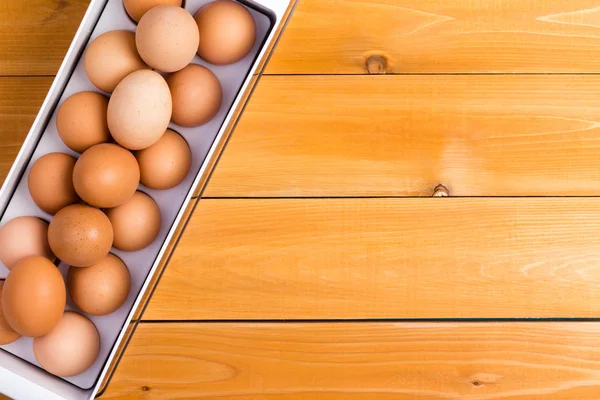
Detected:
[137,318,600,324]
[11,73,600,78]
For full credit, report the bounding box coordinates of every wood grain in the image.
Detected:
[8,1,600,75]
[269,0,600,74]
[206,75,600,197]
[144,198,600,320]
[0,77,50,185]
[7,1,600,399]
[0,0,89,76]
[101,322,600,399]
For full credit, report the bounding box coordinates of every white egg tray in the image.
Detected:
[0,0,295,399]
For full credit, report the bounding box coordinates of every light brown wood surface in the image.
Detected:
[7,0,600,75]
[0,0,88,76]
[4,0,600,399]
[0,78,51,185]
[144,198,600,320]
[100,322,600,399]
[272,0,600,74]
[206,75,600,197]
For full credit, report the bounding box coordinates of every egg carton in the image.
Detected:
[0,0,297,399]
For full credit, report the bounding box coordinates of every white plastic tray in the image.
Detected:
[0,0,272,392]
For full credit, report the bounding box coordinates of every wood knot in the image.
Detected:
[141,386,151,392]
[432,184,449,197]
[460,372,502,387]
[366,55,388,74]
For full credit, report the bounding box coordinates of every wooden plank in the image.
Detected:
[269,0,600,74]
[205,75,600,197]
[8,1,600,75]
[0,0,89,76]
[7,76,600,197]
[0,77,50,186]
[101,322,600,399]
[144,198,600,320]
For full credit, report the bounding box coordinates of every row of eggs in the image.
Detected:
[0,0,259,378]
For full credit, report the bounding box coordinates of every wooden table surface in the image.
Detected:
[4,0,600,399]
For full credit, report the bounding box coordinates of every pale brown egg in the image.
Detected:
[28,153,79,215]
[107,70,172,150]
[136,129,191,190]
[0,282,20,345]
[195,0,256,65]
[84,30,149,93]
[67,254,130,316]
[1,256,65,337]
[48,204,113,268]
[73,144,140,208]
[123,0,182,22]
[56,91,111,154]
[0,217,54,270]
[33,312,99,377]
[136,5,199,72]
[166,64,222,127]
[105,191,161,251]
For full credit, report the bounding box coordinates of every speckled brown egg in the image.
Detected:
[136,5,199,72]
[84,30,149,93]
[28,153,79,215]
[136,129,191,190]
[68,254,130,316]
[107,70,172,150]
[105,191,161,251]
[33,312,99,377]
[1,256,65,337]
[48,204,113,267]
[56,91,111,154]
[166,64,222,127]
[73,143,140,208]
[0,217,54,270]
[195,0,256,65]
[123,0,183,22]
[0,282,20,345]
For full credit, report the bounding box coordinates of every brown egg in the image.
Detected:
[166,64,222,127]
[56,92,111,154]
[123,0,182,22]
[73,144,140,208]
[105,191,161,251]
[136,5,199,72]
[1,256,65,337]
[68,254,130,316]
[107,70,172,150]
[136,129,191,190]
[0,217,54,270]
[28,153,79,215]
[84,30,149,93]
[33,312,99,377]
[195,0,256,65]
[48,204,113,267]
[0,282,20,345]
